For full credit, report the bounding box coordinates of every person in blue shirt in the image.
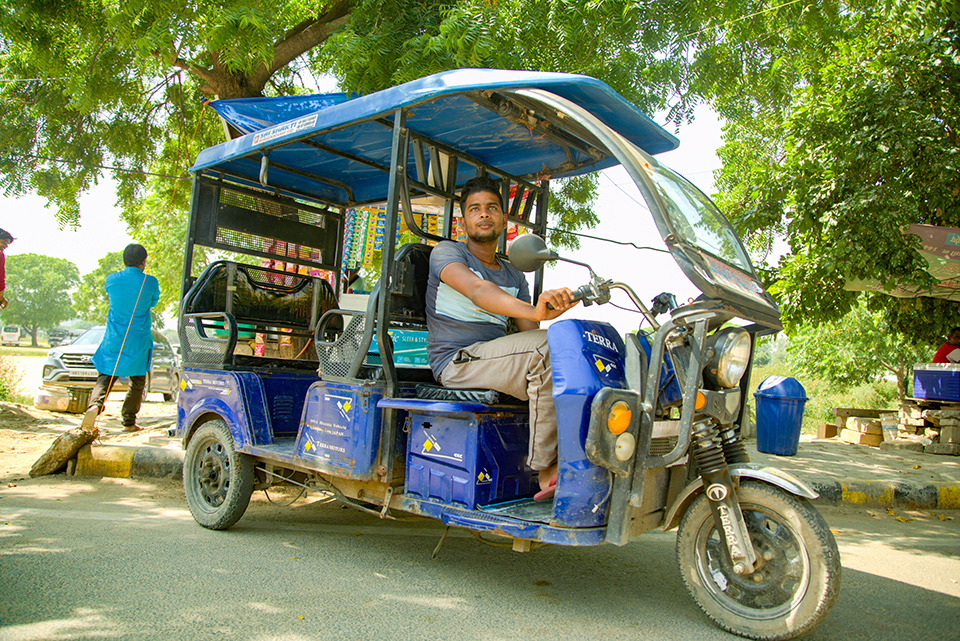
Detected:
[81,244,161,432]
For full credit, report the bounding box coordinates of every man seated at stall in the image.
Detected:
[425,176,578,501]
[934,327,960,364]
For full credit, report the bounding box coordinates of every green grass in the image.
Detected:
[0,345,50,357]
[746,363,898,436]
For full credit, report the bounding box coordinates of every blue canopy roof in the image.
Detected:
[192,68,679,206]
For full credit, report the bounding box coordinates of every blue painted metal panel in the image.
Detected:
[295,380,389,480]
[395,496,607,546]
[259,373,315,438]
[404,408,537,508]
[548,320,628,528]
[177,367,257,448]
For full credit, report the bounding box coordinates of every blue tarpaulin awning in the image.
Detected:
[192,68,679,206]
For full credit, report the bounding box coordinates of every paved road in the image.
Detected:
[1,477,958,641]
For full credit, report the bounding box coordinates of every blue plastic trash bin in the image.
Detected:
[754,376,809,456]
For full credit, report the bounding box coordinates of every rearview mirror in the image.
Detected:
[507,234,558,272]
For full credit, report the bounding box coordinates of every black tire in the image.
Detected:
[676,481,841,640]
[163,373,179,402]
[183,420,254,530]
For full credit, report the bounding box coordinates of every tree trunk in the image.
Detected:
[896,371,907,403]
[30,428,98,477]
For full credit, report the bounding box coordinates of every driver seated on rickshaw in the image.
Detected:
[425,176,579,501]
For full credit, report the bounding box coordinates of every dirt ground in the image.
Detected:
[0,355,178,482]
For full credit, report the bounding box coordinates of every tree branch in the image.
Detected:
[257,0,355,86]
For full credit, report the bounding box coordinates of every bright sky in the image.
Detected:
[1,101,725,335]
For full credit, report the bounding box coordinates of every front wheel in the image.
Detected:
[676,481,840,640]
[183,420,254,530]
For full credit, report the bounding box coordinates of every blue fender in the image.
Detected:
[180,395,252,448]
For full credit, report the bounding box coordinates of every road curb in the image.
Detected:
[806,478,960,510]
[68,443,960,511]
[73,443,183,480]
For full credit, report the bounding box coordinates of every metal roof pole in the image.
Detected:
[376,107,407,484]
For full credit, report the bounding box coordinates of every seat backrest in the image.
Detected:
[388,243,432,324]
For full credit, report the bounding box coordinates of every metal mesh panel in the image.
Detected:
[220,189,329,229]
[316,313,367,378]
[649,436,679,457]
[180,315,231,367]
[215,228,326,266]
[193,178,340,272]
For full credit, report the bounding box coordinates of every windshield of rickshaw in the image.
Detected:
[645,163,755,275]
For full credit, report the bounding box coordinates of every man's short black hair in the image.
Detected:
[0,228,12,242]
[460,175,502,205]
[950,327,960,335]
[122,243,148,267]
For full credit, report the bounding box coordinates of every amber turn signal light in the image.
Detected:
[607,401,632,435]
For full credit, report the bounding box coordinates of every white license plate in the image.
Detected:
[67,369,97,379]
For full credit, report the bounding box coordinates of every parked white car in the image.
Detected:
[1,325,21,346]
[41,326,180,401]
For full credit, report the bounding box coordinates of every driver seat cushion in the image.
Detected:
[415,384,524,406]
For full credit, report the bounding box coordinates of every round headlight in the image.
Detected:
[705,328,751,389]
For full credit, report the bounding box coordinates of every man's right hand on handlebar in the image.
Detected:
[535,287,578,321]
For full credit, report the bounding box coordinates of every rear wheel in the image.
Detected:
[183,420,254,530]
[676,481,841,640]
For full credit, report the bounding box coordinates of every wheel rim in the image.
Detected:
[194,437,232,510]
[695,503,811,619]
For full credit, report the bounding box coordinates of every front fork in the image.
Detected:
[690,418,757,575]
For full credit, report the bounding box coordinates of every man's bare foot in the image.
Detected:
[538,462,558,493]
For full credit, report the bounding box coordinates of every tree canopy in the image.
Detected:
[74,251,124,324]
[1,0,957,338]
[786,300,931,401]
[710,3,959,342]
[0,254,80,346]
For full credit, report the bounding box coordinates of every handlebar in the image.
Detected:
[543,278,661,330]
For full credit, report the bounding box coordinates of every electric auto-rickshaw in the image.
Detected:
[177,69,839,640]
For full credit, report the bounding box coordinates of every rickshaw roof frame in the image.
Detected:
[191,69,679,208]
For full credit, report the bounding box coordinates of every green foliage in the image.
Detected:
[0,0,352,226]
[747,359,898,436]
[317,0,683,114]
[7,0,957,338]
[712,8,960,341]
[785,300,930,400]
[0,355,24,403]
[74,252,124,323]
[0,254,80,347]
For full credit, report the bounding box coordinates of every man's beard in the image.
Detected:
[468,227,501,243]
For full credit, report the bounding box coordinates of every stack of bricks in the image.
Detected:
[840,417,884,447]
[830,408,889,447]
[922,408,960,456]
[897,403,960,456]
[898,403,926,436]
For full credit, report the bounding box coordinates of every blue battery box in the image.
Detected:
[380,398,538,508]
